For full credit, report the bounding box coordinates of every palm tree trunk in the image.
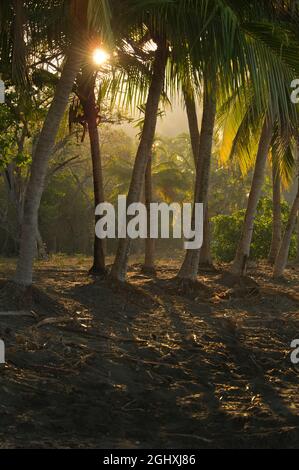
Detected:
[143,154,156,273]
[79,71,106,275]
[183,86,200,166]
[110,40,168,282]
[296,216,299,264]
[268,157,282,264]
[14,39,84,286]
[273,150,299,278]
[273,191,299,278]
[199,205,213,267]
[231,116,273,277]
[178,79,216,281]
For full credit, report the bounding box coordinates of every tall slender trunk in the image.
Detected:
[143,154,156,273]
[296,216,299,264]
[199,206,213,267]
[273,191,299,278]
[273,149,299,278]
[5,163,48,257]
[5,163,24,231]
[110,40,168,282]
[14,39,84,286]
[178,79,216,280]
[231,116,273,277]
[79,71,106,275]
[36,227,48,260]
[183,86,200,166]
[268,157,282,264]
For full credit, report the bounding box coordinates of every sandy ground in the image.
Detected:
[0,256,298,449]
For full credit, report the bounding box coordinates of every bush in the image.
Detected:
[211,197,297,262]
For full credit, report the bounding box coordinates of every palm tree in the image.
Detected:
[110,0,235,282]
[76,67,106,275]
[178,76,216,281]
[13,0,111,286]
[296,218,299,264]
[273,191,299,278]
[111,37,168,281]
[15,42,86,286]
[132,106,166,275]
[143,152,156,273]
[268,153,282,264]
[228,1,299,277]
[273,141,299,278]
[183,83,214,270]
[199,209,213,268]
[231,115,274,276]
[183,86,200,168]
[12,0,299,286]
[177,0,299,282]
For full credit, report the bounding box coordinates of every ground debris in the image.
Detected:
[0,259,298,449]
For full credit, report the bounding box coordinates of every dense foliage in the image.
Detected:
[212,198,297,262]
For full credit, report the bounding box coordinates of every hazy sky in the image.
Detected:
[121,103,191,139]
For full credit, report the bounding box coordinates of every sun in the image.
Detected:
[92,48,110,66]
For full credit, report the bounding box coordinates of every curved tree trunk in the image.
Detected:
[231,116,273,277]
[110,40,168,282]
[14,39,84,286]
[143,153,156,273]
[273,151,299,278]
[79,70,106,275]
[178,79,216,280]
[268,157,282,264]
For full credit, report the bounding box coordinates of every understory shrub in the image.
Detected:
[212,197,297,262]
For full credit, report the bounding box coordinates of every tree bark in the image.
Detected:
[36,227,48,260]
[273,191,299,278]
[143,154,156,273]
[14,39,84,286]
[79,70,106,275]
[178,78,216,280]
[231,116,273,277]
[110,40,168,282]
[273,150,299,278]
[296,216,299,264]
[183,86,200,166]
[268,157,282,264]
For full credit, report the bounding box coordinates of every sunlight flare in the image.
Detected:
[92,48,110,66]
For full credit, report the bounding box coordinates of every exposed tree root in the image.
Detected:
[88,266,108,278]
[0,280,65,316]
[0,281,34,310]
[198,262,218,274]
[218,271,260,298]
[169,277,212,300]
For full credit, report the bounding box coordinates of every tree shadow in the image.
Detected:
[4,267,298,449]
